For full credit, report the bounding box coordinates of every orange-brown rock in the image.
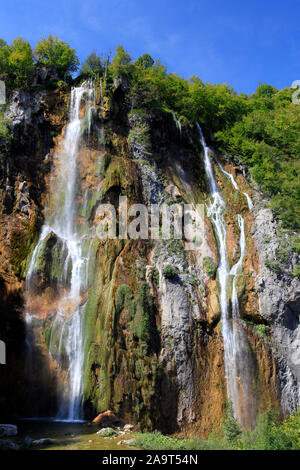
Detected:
[90,410,121,427]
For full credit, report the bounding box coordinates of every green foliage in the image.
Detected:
[136,54,154,69]
[81,51,102,75]
[265,258,282,274]
[0,113,11,143]
[222,402,241,442]
[148,267,159,287]
[215,86,300,229]
[111,45,132,77]
[131,282,154,352]
[162,265,178,280]
[253,324,268,338]
[203,256,217,279]
[236,408,298,450]
[0,37,34,90]
[136,409,300,450]
[291,264,300,279]
[35,35,79,78]
[99,153,111,174]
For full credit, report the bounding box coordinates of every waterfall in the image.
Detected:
[197,123,256,427]
[25,81,94,421]
[216,159,253,211]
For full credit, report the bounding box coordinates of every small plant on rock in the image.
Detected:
[163,265,177,280]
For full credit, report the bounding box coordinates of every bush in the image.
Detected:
[223,402,241,442]
[162,265,177,280]
[136,409,300,450]
[253,324,268,338]
[265,258,282,274]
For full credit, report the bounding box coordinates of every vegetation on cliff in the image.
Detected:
[1,37,299,230]
[136,408,300,450]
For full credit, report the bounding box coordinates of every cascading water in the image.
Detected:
[216,159,253,211]
[197,123,256,427]
[25,81,95,421]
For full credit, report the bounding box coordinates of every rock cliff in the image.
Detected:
[0,75,299,434]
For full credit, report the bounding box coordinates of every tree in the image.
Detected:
[8,38,34,87]
[82,52,102,74]
[0,39,10,77]
[136,53,154,69]
[35,35,79,78]
[111,45,132,77]
[0,37,33,89]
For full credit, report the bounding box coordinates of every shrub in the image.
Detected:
[163,265,177,280]
[253,324,268,338]
[223,402,241,442]
[291,264,300,279]
[265,258,282,274]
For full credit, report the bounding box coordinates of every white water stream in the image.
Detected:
[25,81,95,421]
[197,123,256,427]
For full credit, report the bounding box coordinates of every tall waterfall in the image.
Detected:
[197,123,256,427]
[25,81,94,421]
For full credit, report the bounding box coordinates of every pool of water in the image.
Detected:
[9,420,139,450]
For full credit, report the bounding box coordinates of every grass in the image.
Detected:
[136,408,300,450]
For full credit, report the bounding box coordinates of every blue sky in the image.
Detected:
[1,0,299,94]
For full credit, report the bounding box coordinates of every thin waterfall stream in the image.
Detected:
[197,123,257,427]
[25,81,95,421]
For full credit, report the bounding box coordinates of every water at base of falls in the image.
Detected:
[25,81,95,421]
[197,123,256,428]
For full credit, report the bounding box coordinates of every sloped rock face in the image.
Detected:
[253,206,300,413]
[0,76,299,434]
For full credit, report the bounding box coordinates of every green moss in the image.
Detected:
[99,153,111,174]
[131,282,154,353]
[203,256,217,279]
[148,267,159,287]
[10,221,38,277]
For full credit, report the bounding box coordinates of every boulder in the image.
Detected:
[123,424,134,432]
[96,427,118,437]
[32,438,54,446]
[123,438,137,446]
[0,424,17,438]
[90,410,120,427]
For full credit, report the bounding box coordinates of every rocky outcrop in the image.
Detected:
[253,205,300,413]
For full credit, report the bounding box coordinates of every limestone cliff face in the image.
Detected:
[0,75,299,433]
[0,80,69,418]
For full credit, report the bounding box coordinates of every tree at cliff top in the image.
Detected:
[0,37,34,90]
[107,47,299,230]
[34,35,79,79]
[110,45,133,78]
[215,84,300,229]
[81,52,103,75]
